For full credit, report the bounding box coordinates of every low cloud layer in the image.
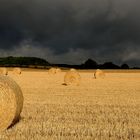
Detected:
[0,0,140,66]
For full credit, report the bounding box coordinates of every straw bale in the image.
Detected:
[70,68,77,72]
[0,76,24,131]
[13,68,21,75]
[48,68,56,75]
[94,69,105,79]
[55,68,61,73]
[64,71,81,85]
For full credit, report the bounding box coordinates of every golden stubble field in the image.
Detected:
[0,69,140,140]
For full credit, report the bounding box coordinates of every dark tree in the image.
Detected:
[121,64,129,69]
[100,62,120,69]
[0,56,50,67]
[82,59,98,69]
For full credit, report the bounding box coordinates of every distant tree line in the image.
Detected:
[0,57,139,69]
[80,59,130,69]
[0,56,50,67]
[54,59,139,69]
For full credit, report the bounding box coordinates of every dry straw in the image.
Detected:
[0,76,24,132]
[94,69,105,79]
[64,70,81,86]
[48,67,61,75]
[48,68,57,75]
[0,68,8,75]
[55,68,61,73]
[13,68,21,75]
[70,68,77,72]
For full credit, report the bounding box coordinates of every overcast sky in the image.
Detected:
[0,0,140,66]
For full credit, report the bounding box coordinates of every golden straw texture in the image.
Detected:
[94,69,105,79]
[0,76,24,132]
[13,68,21,75]
[64,71,81,86]
[0,68,8,75]
[70,68,77,72]
[48,68,61,74]
[48,68,56,75]
[55,68,61,73]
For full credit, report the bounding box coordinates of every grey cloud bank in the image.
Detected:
[0,0,140,66]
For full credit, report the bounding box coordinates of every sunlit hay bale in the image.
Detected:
[55,68,62,73]
[69,68,79,75]
[0,76,24,132]
[94,69,105,79]
[48,67,57,75]
[0,68,8,75]
[64,71,81,86]
[13,68,21,75]
[70,68,77,72]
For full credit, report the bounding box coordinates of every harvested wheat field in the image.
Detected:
[0,69,140,140]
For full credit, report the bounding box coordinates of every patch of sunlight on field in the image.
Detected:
[0,70,140,140]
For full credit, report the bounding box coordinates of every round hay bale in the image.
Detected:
[48,68,56,75]
[64,71,81,86]
[13,68,21,75]
[70,68,77,72]
[55,68,61,73]
[94,69,105,79]
[0,68,8,75]
[0,76,24,132]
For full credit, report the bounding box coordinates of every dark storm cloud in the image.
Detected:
[0,0,140,65]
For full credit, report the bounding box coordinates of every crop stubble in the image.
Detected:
[0,70,140,140]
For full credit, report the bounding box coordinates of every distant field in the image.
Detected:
[0,69,140,140]
[2,67,140,73]
[77,69,140,73]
